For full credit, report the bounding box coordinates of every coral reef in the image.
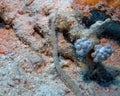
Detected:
[0,0,120,95]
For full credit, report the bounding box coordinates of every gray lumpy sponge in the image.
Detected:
[92,44,114,62]
[74,38,114,62]
[74,38,94,57]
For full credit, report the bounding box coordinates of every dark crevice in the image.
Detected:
[82,10,109,28]
[33,25,45,38]
[75,53,120,87]
[56,25,75,44]
[63,32,76,44]
[101,21,120,45]
[82,59,119,87]
[0,16,5,28]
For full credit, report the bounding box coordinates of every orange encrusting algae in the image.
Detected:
[74,0,103,5]
[74,0,120,8]
[0,51,6,55]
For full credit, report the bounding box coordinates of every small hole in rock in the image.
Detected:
[0,17,5,28]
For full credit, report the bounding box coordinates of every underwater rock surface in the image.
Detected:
[0,0,120,96]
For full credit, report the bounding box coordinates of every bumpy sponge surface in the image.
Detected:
[92,44,114,62]
[74,38,93,57]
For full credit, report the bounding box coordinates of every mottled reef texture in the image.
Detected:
[0,0,120,96]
